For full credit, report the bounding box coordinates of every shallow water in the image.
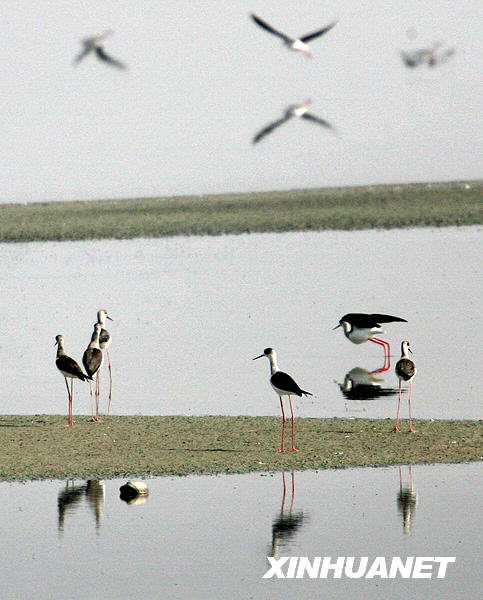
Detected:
[0,462,480,599]
[0,226,481,420]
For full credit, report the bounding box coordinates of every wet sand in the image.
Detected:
[1,415,480,481]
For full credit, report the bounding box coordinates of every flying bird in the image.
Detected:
[253,100,334,143]
[251,13,337,57]
[401,42,454,68]
[73,30,127,69]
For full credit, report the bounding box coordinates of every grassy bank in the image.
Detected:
[1,181,481,243]
[1,415,480,481]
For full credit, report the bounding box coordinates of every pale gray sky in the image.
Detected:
[1,0,482,203]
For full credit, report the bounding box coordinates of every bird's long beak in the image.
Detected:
[332,324,341,330]
[408,348,413,354]
[253,354,264,360]
[106,315,114,321]
[54,340,57,346]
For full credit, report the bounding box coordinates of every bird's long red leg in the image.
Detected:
[88,380,94,418]
[408,381,418,433]
[393,381,402,432]
[370,338,391,371]
[107,350,112,415]
[69,379,74,427]
[289,395,298,452]
[278,397,286,453]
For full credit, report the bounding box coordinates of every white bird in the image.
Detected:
[82,323,104,422]
[73,30,127,69]
[253,348,312,452]
[251,13,337,57]
[253,100,334,143]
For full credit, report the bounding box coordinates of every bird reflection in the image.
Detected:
[397,466,417,534]
[57,480,105,532]
[269,472,306,558]
[336,366,400,401]
[401,42,454,68]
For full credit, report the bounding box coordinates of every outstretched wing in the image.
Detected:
[253,116,291,143]
[302,113,334,130]
[300,21,337,43]
[251,14,292,43]
[73,46,92,64]
[95,47,127,69]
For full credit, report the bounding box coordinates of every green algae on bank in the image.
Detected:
[0,180,482,242]
[0,415,481,481]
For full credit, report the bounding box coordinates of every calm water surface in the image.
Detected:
[0,226,481,420]
[0,462,481,599]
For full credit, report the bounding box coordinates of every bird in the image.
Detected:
[397,466,417,534]
[401,42,454,68]
[82,323,104,422]
[251,13,337,57]
[270,472,305,559]
[253,348,312,452]
[96,309,114,414]
[394,340,418,433]
[73,30,127,69]
[55,335,91,427]
[333,313,407,370]
[253,100,334,143]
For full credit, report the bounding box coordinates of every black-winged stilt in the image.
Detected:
[82,323,104,422]
[333,313,407,371]
[96,309,113,413]
[251,13,337,57]
[253,348,312,452]
[55,335,91,427]
[394,340,418,433]
[73,30,127,69]
[253,100,334,143]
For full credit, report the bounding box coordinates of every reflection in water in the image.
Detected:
[57,480,105,532]
[397,466,417,534]
[270,472,306,559]
[337,366,400,401]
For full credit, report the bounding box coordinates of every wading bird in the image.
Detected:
[82,323,104,422]
[96,309,114,413]
[251,13,337,57]
[394,340,418,433]
[253,100,334,143]
[253,348,312,452]
[333,313,407,371]
[73,30,127,69]
[55,335,91,427]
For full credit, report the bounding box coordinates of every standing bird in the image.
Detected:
[73,30,127,69]
[253,100,334,143]
[97,309,114,414]
[82,323,104,422]
[253,348,312,452]
[55,335,91,427]
[251,13,337,57]
[394,340,418,433]
[333,313,407,370]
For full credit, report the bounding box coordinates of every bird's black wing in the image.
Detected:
[251,14,292,43]
[370,313,407,324]
[301,113,334,129]
[300,21,337,43]
[82,348,103,378]
[271,371,312,396]
[95,47,127,69]
[395,358,416,381]
[73,46,92,64]
[56,355,91,380]
[253,116,291,143]
[99,328,110,345]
